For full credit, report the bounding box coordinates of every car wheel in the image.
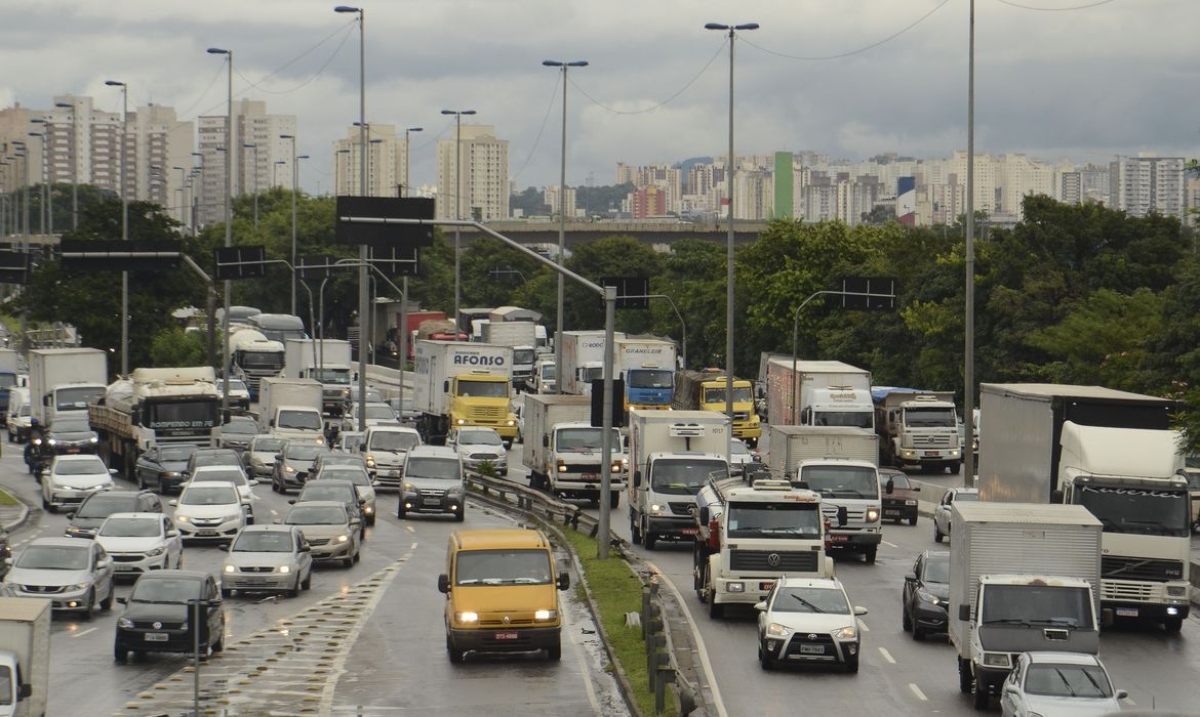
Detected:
[81,590,95,621]
[454,508,465,523]
[901,603,912,632]
[973,680,990,710]
[933,521,944,543]
[136,472,146,490]
[211,631,224,653]
[342,554,354,568]
[709,594,724,619]
[644,529,657,551]
[288,578,301,598]
[397,502,407,519]
[609,491,620,510]
[958,658,974,694]
[114,642,128,663]
[630,514,642,545]
[546,640,562,661]
[100,584,114,611]
[221,587,232,598]
[447,635,464,664]
[1165,617,1183,633]
[301,571,312,591]
[759,642,774,670]
[912,624,926,641]
[863,545,878,564]
[908,514,918,526]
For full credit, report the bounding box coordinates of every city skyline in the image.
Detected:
[1,0,1196,197]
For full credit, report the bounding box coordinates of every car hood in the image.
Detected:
[223,552,296,570]
[49,474,113,489]
[121,600,190,623]
[459,446,505,460]
[6,566,93,587]
[355,486,376,502]
[50,431,97,442]
[923,582,950,601]
[247,452,276,463]
[768,611,860,635]
[159,461,190,473]
[285,524,352,540]
[69,516,108,530]
[96,536,166,553]
[1019,694,1121,717]
[175,503,242,519]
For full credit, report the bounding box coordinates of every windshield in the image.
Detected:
[456,381,508,399]
[286,506,346,525]
[53,418,91,433]
[130,576,202,603]
[981,585,1092,627]
[195,452,239,467]
[924,555,950,583]
[726,503,822,538]
[311,368,351,384]
[99,518,161,538]
[56,386,103,411]
[239,351,284,369]
[702,386,754,404]
[540,364,556,380]
[221,380,249,393]
[160,445,198,462]
[455,549,552,586]
[54,458,107,476]
[180,485,238,505]
[799,465,880,499]
[1077,484,1190,537]
[628,369,673,389]
[363,404,396,420]
[233,531,294,552]
[76,495,134,518]
[459,430,502,446]
[650,459,727,495]
[0,665,11,706]
[883,472,911,489]
[17,545,89,570]
[286,443,327,460]
[406,457,461,480]
[905,406,957,428]
[222,421,258,435]
[251,437,285,453]
[369,431,420,452]
[277,409,322,431]
[955,491,979,503]
[811,410,873,429]
[557,428,620,452]
[771,586,850,614]
[513,348,536,364]
[581,367,603,383]
[1023,664,1114,698]
[192,469,247,487]
[320,470,369,486]
[146,400,220,432]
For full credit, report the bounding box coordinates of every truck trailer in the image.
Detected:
[284,339,354,415]
[257,377,325,443]
[872,387,962,472]
[521,394,624,507]
[28,348,108,426]
[0,597,50,717]
[760,355,873,429]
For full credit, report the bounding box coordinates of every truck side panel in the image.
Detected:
[977,387,1056,503]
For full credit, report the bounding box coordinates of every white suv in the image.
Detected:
[448,426,508,476]
[755,576,868,673]
[360,425,422,490]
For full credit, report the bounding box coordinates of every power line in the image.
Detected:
[569,41,728,116]
[510,73,562,182]
[994,0,1116,10]
[742,0,954,61]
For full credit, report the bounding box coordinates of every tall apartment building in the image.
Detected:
[436,124,509,221]
[997,153,1055,216]
[197,99,296,226]
[332,124,406,198]
[1109,155,1186,221]
[0,96,193,230]
[543,185,577,219]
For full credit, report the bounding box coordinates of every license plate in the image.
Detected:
[114,564,134,571]
[923,451,939,457]
[145,633,169,642]
[799,644,824,654]
[680,528,698,536]
[830,534,849,542]
[581,473,598,481]
[197,530,218,537]
[883,509,901,516]
[759,581,775,592]
[1116,607,1138,617]
[422,498,441,506]
[494,631,519,640]
[66,448,81,454]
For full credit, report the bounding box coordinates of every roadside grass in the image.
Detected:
[561,528,678,717]
[0,490,18,506]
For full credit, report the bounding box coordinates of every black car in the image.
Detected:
[183,448,242,482]
[293,479,365,536]
[65,490,164,539]
[114,569,225,662]
[45,416,100,456]
[134,444,198,494]
[215,416,260,453]
[902,550,950,640]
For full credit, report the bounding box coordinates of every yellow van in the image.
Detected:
[437,528,570,663]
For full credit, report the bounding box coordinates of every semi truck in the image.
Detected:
[767,425,882,562]
[521,394,624,508]
[759,354,873,429]
[257,376,325,443]
[0,349,23,414]
[479,320,538,390]
[692,476,832,618]
[872,387,962,472]
[949,501,1102,710]
[227,328,285,399]
[0,597,50,717]
[89,367,221,477]
[673,369,763,446]
[978,382,1192,631]
[28,347,108,426]
[627,409,731,550]
[560,330,617,396]
[614,336,676,410]
[393,310,446,360]
[284,339,354,415]
[412,340,518,445]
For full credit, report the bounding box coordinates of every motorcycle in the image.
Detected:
[24,436,47,478]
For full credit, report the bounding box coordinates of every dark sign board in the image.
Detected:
[371,246,419,277]
[601,276,651,310]
[60,240,181,272]
[0,251,30,284]
[297,255,336,281]
[335,196,435,248]
[839,276,897,311]
[591,378,626,428]
[214,246,267,280]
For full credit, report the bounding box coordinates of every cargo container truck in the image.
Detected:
[673,369,762,446]
[760,354,873,429]
[412,340,518,445]
[521,394,625,507]
[28,348,107,426]
[0,597,50,717]
[257,377,325,443]
[479,320,538,390]
[283,339,354,415]
[227,328,285,400]
[614,337,676,410]
[872,387,962,472]
[560,330,617,396]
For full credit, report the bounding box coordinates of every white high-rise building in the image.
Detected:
[332,124,406,198]
[1109,155,1186,221]
[197,99,295,226]
[543,185,578,219]
[436,124,509,221]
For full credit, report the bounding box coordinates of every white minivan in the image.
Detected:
[6,386,31,443]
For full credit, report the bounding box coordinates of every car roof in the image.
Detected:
[920,549,950,561]
[303,478,355,489]
[368,425,420,435]
[237,524,297,534]
[1021,651,1103,666]
[194,448,240,457]
[288,500,347,511]
[27,536,96,548]
[407,445,458,459]
[53,454,105,463]
[135,569,209,582]
[452,528,550,551]
[191,464,246,474]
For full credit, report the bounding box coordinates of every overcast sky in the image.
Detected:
[3,0,1197,195]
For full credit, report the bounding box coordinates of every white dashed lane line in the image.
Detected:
[877,647,895,664]
[909,684,929,701]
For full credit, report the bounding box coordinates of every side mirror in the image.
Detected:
[437,574,450,594]
[65,511,76,519]
[18,683,32,700]
[959,604,971,621]
[853,606,868,616]
[885,478,894,495]
[167,529,179,538]
[542,434,549,448]
[168,499,179,507]
[698,507,709,524]
[109,468,118,475]
[556,573,570,591]
[912,486,921,492]
[1116,689,1128,700]
[116,596,128,605]
[904,572,917,582]
[287,499,296,505]
[753,601,768,612]
[300,543,311,552]
[633,471,642,488]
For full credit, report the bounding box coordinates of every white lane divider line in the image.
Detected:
[882,540,899,548]
[858,619,869,632]
[878,647,895,664]
[72,628,97,638]
[909,683,929,701]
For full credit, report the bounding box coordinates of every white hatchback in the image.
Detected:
[448,426,508,476]
[95,512,183,577]
[41,454,116,514]
[187,464,259,523]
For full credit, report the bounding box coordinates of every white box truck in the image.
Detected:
[978,382,1192,631]
[760,355,873,428]
[257,376,325,443]
[284,339,354,415]
[768,425,883,562]
[480,320,538,390]
[949,501,1102,710]
[0,597,50,717]
[560,330,616,396]
[28,347,107,425]
[522,394,625,507]
[412,340,517,445]
[627,409,731,550]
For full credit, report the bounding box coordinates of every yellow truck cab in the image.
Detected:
[437,528,570,663]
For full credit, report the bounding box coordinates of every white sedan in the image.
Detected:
[187,464,259,523]
[41,454,116,514]
[94,512,184,577]
[448,426,508,476]
[932,486,978,543]
[1000,651,1126,717]
[755,576,868,673]
[170,483,246,543]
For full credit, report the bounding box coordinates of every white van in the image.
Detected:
[6,386,31,443]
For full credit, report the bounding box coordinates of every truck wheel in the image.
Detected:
[644,529,657,551]
[709,595,724,619]
[958,658,973,694]
[609,491,620,509]
[630,514,642,545]
[447,635,464,664]
[934,523,945,543]
[546,640,562,661]
[908,514,918,527]
[1165,617,1183,633]
[973,679,990,710]
[863,545,878,564]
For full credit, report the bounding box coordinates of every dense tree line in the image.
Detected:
[10,185,1200,449]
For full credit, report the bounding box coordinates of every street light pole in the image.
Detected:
[403,126,422,198]
[280,134,299,315]
[207,47,235,415]
[335,4,369,431]
[105,79,130,376]
[441,108,476,338]
[705,21,757,461]
[964,0,977,487]
[543,60,588,393]
[53,102,78,230]
[25,131,47,236]
[244,142,259,230]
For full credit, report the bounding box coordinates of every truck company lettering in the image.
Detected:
[453,354,507,367]
[624,348,666,355]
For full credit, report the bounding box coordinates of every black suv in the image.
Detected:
[65,490,164,539]
[114,569,225,662]
[901,550,950,641]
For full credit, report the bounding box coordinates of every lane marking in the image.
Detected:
[909,683,928,701]
[858,619,869,632]
[882,540,899,548]
[72,628,97,638]
[878,647,895,664]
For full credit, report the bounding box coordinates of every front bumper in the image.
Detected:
[762,633,859,667]
[448,625,560,655]
[110,551,171,577]
[308,537,356,561]
[9,584,92,612]
[713,577,779,605]
[116,624,219,654]
[645,514,698,538]
[46,486,108,510]
[882,499,918,521]
[176,518,242,541]
[897,447,961,465]
[400,489,464,516]
[912,601,949,633]
[826,530,882,548]
[222,569,297,591]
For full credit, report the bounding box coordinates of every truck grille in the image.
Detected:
[1101,556,1184,582]
[911,434,953,448]
[729,550,819,573]
[668,502,695,517]
[821,505,869,524]
[470,406,504,419]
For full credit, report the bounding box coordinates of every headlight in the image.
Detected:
[64,525,87,537]
[649,503,666,515]
[727,582,745,593]
[455,418,467,426]
[32,438,42,446]
[833,626,858,640]
[335,534,349,543]
[221,514,242,523]
[917,590,942,606]
[447,485,464,496]
[403,482,416,492]
[365,456,376,468]
[177,515,191,523]
[68,582,91,591]
[611,462,622,472]
[48,438,58,446]
[505,420,515,427]
[534,609,557,621]
[223,564,236,574]
[557,463,567,473]
[285,465,295,473]
[277,565,291,574]
[164,471,181,478]
[766,623,792,637]
[982,652,1012,668]
[362,505,374,514]
[146,547,165,557]
[89,436,99,443]
[866,508,880,523]
[455,611,479,623]
[118,617,134,629]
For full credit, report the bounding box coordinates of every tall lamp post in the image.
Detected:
[963,0,977,487]
[54,102,78,230]
[440,108,476,337]
[403,126,422,198]
[705,21,757,460]
[172,166,187,228]
[543,60,587,393]
[105,79,130,376]
[244,142,259,229]
[280,134,300,314]
[334,4,369,431]
[207,47,235,415]
[25,131,48,236]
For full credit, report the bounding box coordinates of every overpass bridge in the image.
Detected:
[458,220,771,247]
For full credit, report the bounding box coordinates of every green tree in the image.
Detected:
[149,327,208,367]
